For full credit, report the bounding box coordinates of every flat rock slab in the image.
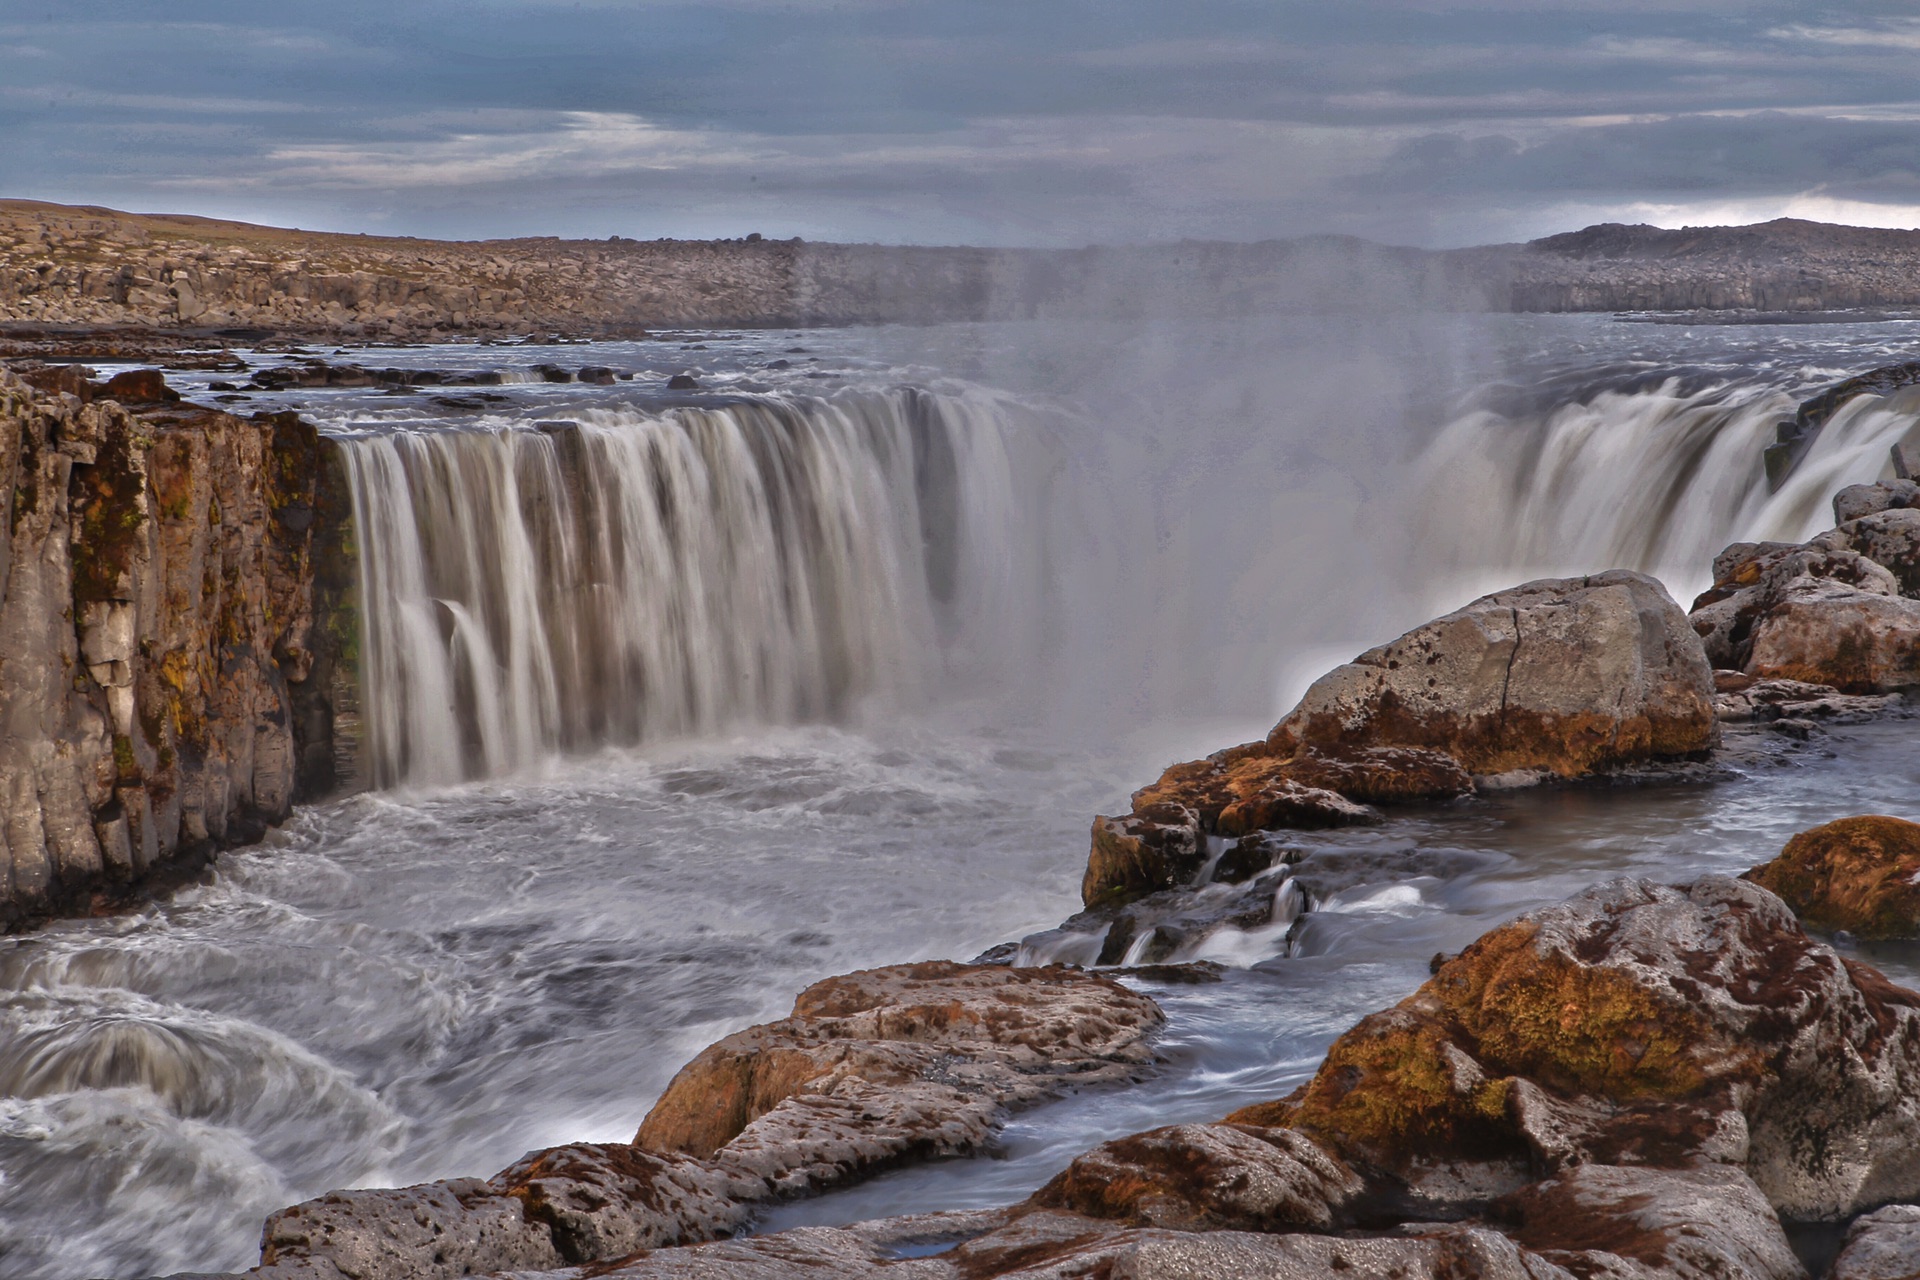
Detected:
[238,963,1163,1280]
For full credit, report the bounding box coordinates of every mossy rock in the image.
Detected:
[1746,815,1920,939]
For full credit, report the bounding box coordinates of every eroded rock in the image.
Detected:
[636,961,1164,1198]
[1830,1203,1920,1280]
[244,963,1163,1280]
[1496,1164,1803,1280]
[1270,570,1716,779]
[1746,815,1920,939]
[1227,876,1920,1223]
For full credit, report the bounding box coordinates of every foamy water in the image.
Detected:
[12,313,1920,1277]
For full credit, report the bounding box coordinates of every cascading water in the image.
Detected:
[1413,375,1920,607]
[17,318,1920,1280]
[341,389,1023,785]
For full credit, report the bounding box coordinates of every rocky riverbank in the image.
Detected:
[162,455,1920,1280]
[0,365,353,926]
[12,200,1920,341]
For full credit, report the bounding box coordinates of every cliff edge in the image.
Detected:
[0,365,353,925]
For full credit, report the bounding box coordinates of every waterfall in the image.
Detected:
[1411,376,1920,607]
[339,389,1022,787]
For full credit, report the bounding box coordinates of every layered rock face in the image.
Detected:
[1083,571,1716,907]
[0,367,351,923]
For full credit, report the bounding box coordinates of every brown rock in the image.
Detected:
[1083,804,1204,906]
[1745,577,1920,692]
[1497,1164,1803,1280]
[1270,570,1716,779]
[0,371,348,924]
[246,963,1163,1280]
[1082,744,1460,906]
[100,368,179,403]
[1835,479,1920,524]
[636,961,1163,1194]
[1030,1122,1362,1232]
[1746,815,1920,938]
[1834,507,1920,596]
[1229,876,1920,1221]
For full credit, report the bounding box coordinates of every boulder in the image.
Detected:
[99,368,179,403]
[636,961,1163,1195]
[1830,1203,1920,1280]
[1083,804,1204,906]
[1745,577,1920,692]
[1835,480,1920,524]
[667,373,700,389]
[1689,542,1904,670]
[1082,572,1709,909]
[1029,1122,1363,1231]
[1494,1164,1803,1280]
[1746,815,1920,938]
[1228,876,1920,1222]
[1270,570,1716,778]
[1832,507,1920,596]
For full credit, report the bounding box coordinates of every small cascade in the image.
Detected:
[340,389,1021,786]
[1413,376,1920,603]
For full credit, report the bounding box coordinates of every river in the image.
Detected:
[3,313,1919,1278]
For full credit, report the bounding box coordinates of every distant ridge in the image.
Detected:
[4,197,1920,336]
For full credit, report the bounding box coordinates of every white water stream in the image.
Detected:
[5,315,1920,1278]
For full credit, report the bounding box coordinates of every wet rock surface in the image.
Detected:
[1692,484,1920,695]
[1082,570,1714,912]
[1747,815,1920,939]
[237,962,1164,1280]
[1270,571,1717,779]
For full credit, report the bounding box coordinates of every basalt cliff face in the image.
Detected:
[0,365,353,925]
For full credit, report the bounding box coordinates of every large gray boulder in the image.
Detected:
[1268,570,1717,779]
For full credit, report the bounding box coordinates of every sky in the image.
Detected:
[3,2,1920,248]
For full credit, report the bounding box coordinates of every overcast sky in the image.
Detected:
[4,2,1920,247]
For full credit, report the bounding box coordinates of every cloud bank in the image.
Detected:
[5,2,1920,246]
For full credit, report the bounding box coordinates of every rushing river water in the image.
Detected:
[6,313,1920,1278]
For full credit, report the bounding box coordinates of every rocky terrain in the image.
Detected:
[11,199,1920,341]
[131,451,1920,1280]
[1482,219,1920,314]
[0,364,352,925]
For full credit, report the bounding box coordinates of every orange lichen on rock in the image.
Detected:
[1746,815,1920,938]
[1231,882,1762,1175]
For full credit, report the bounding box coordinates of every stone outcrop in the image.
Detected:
[241,962,1163,1280]
[1270,570,1717,778]
[1230,876,1920,1223]
[310,875,1919,1280]
[1747,815,1920,939]
[1082,571,1714,907]
[1692,484,1920,695]
[0,366,352,925]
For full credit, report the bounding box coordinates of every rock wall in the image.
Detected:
[0,366,352,925]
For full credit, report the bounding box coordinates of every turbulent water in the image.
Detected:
[6,314,1920,1278]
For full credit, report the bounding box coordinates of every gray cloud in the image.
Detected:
[6,2,1920,245]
